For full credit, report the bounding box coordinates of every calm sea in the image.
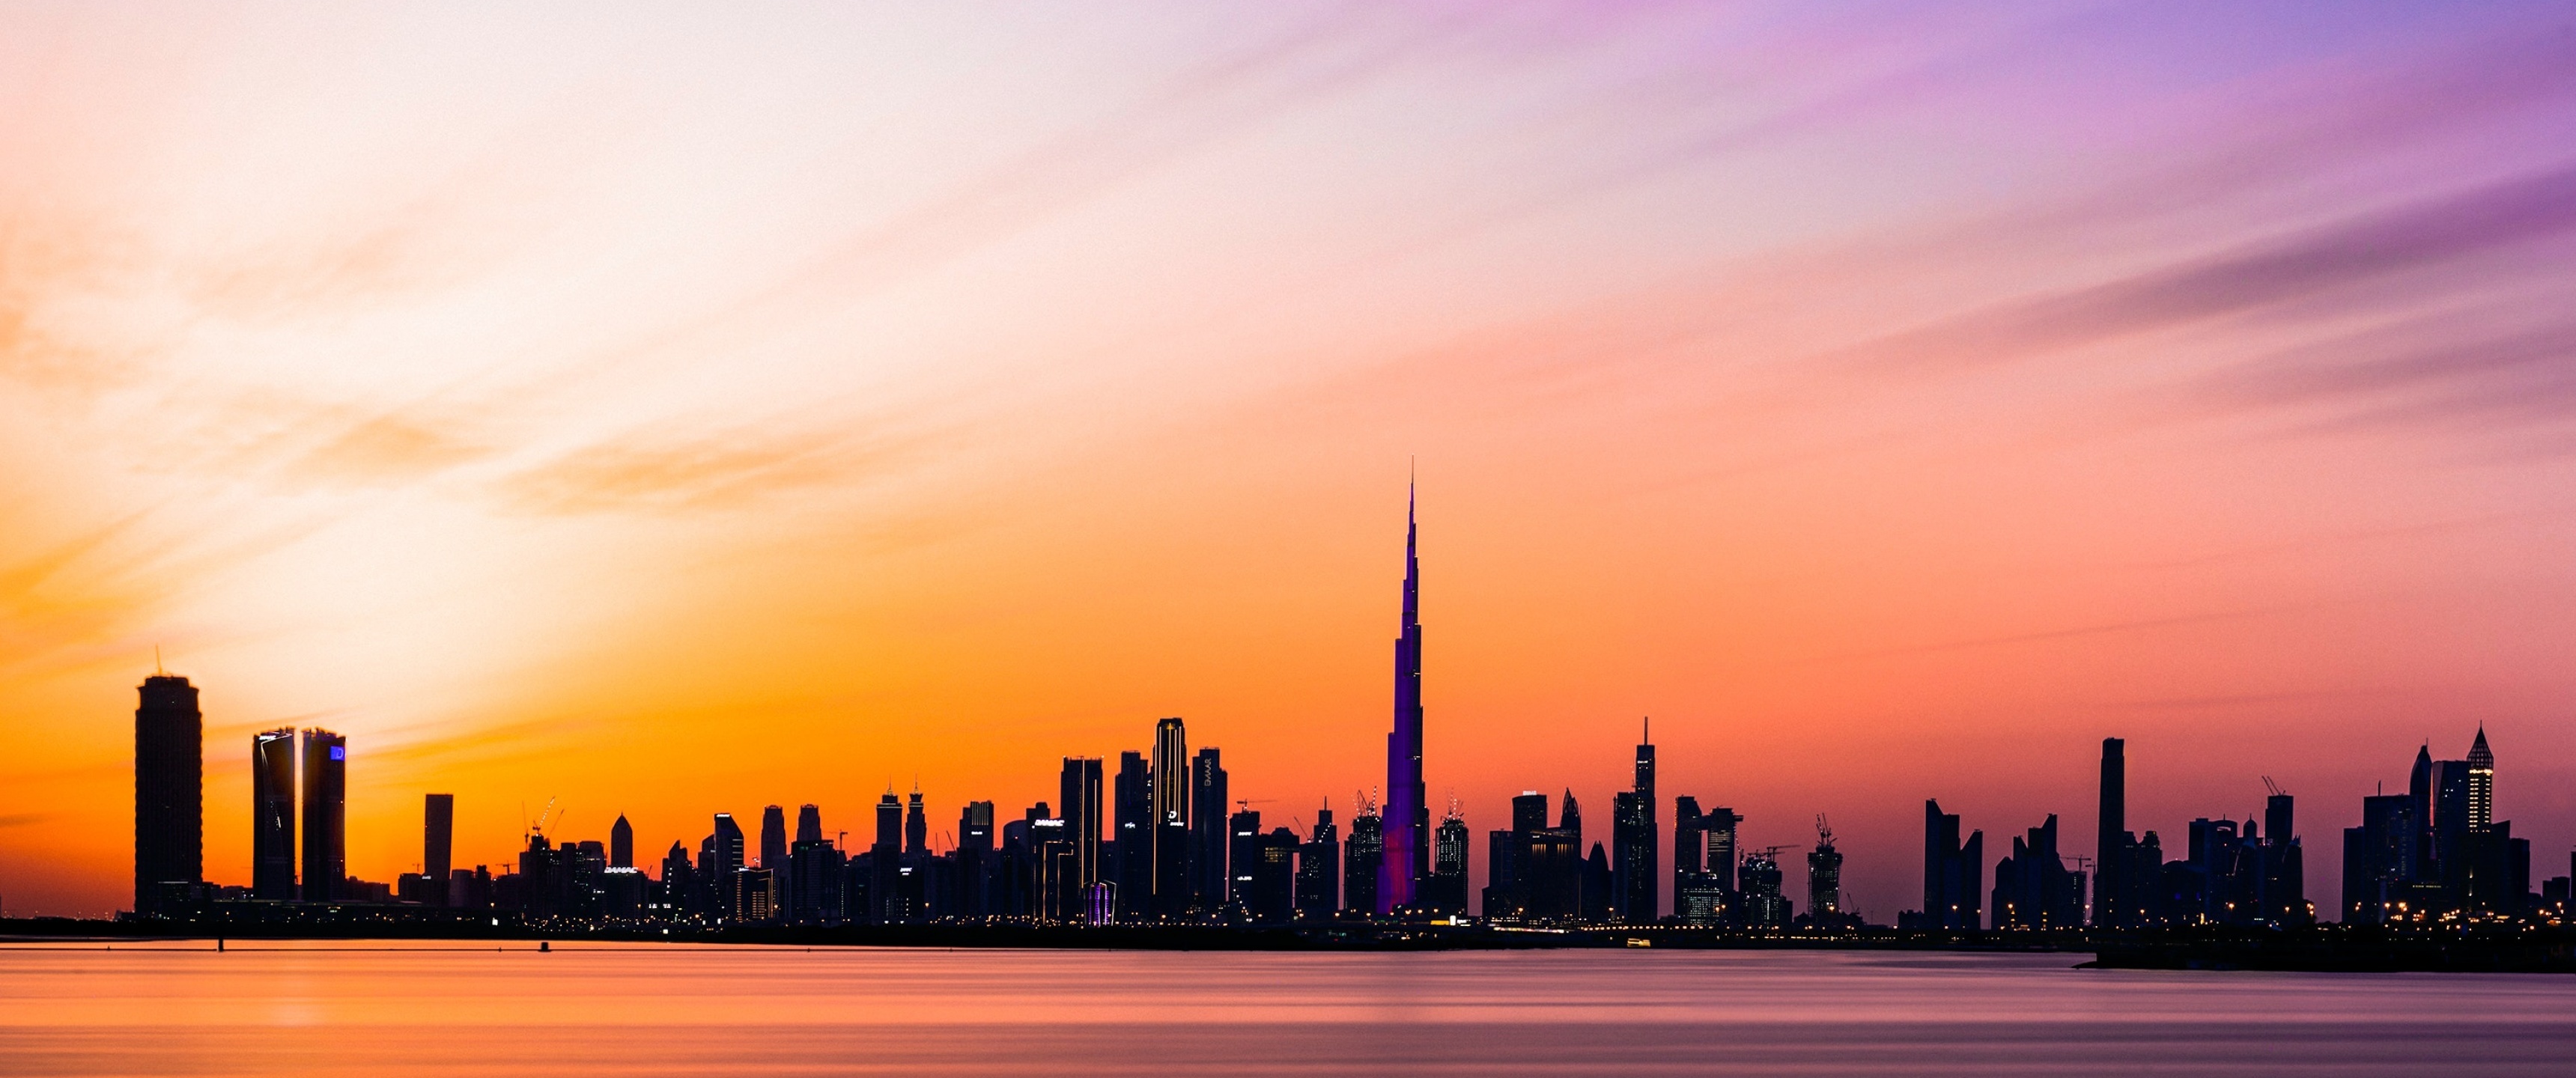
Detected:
[4,942,2574,1075]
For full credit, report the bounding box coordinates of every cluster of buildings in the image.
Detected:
[1902,733,2566,931]
[113,487,2573,934]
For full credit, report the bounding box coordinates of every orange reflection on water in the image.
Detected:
[8,944,2576,1075]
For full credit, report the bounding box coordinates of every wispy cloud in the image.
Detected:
[493,425,926,515]
[1845,163,2576,373]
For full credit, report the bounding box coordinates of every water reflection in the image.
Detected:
[4,943,2575,1075]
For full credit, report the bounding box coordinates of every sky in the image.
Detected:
[5,1,2576,922]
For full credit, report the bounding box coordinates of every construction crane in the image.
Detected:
[2263,776,2287,797]
[523,797,560,841]
[1814,814,1835,848]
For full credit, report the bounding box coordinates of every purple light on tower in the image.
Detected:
[1379,482,1427,913]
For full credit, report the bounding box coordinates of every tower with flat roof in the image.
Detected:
[252,728,297,901]
[299,729,345,902]
[134,673,204,916]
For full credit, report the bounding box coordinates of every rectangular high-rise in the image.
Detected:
[252,728,297,901]
[1113,752,1152,919]
[424,793,455,890]
[299,729,346,903]
[2095,737,2124,928]
[1191,747,1229,909]
[1150,718,1191,914]
[1060,757,1102,886]
[133,674,203,916]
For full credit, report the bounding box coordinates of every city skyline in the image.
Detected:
[9,4,2576,922]
[55,496,2570,931]
[10,485,2576,919]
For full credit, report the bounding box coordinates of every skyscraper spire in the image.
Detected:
[1380,478,1427,914]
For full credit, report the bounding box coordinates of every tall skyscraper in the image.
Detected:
[133,672,203,916]
[2095,737,2125,928]
[2408,743,2434,875]
[1191,747,1230,908]
[2467,728,2495,831]
[607,811,631,869]
[1059,758,1102,886]
[299,728,346,903]
[252,727,297,901]
[1428,803,1471,913]
[1150,718,1190,914]
[1380,484,1427,914]
[1113,752,1152,919]
[760,806,787,869]
[711,812,746,919]
[426,794,457,883]
[796,804,822,845]
[872,791,902,922]
[1612,719,1657,922]
[959,800,995,918]
[905,786,929,856]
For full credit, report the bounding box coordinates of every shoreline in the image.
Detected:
[13,917,2575,970]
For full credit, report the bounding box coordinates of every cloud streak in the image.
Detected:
[1847,163,2576,373]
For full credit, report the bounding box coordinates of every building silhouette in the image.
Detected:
[1612,719,1657,923]
[709,812,746,917]
[1912,799,1982,931]
[869,793,902,922]
[1582,841,1613,922]
[2095,737,2127,928]
[1483,790,1582,921]
[2345,730,2526,921]
[133,673,203,916]
[299,729,346,903]
[1806,818,1844,925]
[1191,746,1228,910]
[1297,802,1338,917]
[1343,793,1382,915]
[1738,850,1790,926]
[1674,800,1740,925]
[1112,751,1152,919]
[1227,808,1262,918]
[760,806,787,871]
[1059,758,1102,892]
[1381,484,1427,913]
[427,794,458,897]
[1150,718,1191,916]
[955,801,994,918]
[252,727,297,901]
[1427,801,1470,913]
[1990,814,2082,930]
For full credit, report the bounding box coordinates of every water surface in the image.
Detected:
[5,942,2572,1074]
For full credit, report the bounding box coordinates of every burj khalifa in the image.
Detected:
[1378,484,1427,913]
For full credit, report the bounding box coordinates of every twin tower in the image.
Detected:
[129,669,354,913]
[250,725,353,902]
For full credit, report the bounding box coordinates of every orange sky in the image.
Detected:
[7,4,2576,920]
